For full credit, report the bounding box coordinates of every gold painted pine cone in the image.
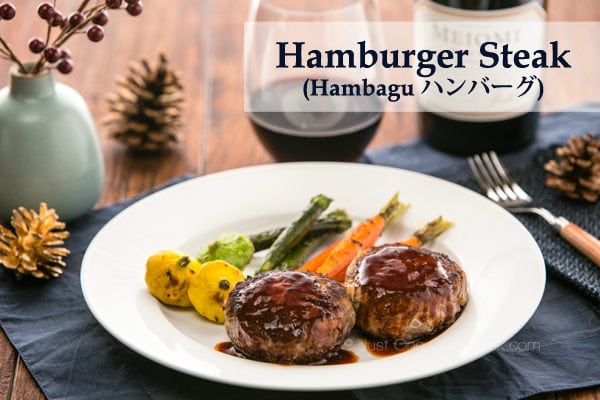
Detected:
[0,203,70,279]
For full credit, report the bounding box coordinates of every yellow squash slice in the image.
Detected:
[188,260,245,324]
[145,250,200,307]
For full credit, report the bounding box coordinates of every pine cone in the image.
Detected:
[544,133,600,202]
[105,53,184,152]
[0,203,70,279]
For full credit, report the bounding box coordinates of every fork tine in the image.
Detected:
[481,153,519,201]
[489,151,533,202]
[468,155,503,202]
[477,154,510,201]
[467,157,489,192]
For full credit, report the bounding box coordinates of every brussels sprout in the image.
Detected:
[196,232,254,269]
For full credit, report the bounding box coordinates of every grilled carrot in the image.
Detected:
[330,266,350,282]
[400,236,421,247]
[298,241,338,272]
[312,193,409,280]
[300,194,406,273]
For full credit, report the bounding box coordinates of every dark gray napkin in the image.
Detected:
[0,109,599,400]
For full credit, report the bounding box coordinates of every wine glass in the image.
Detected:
[245,0,384,162]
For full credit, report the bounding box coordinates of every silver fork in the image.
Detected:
[468,151,600,268]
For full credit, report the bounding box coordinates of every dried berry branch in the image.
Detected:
[0,3,28,72]
[78,0,91,13]
[30,3,110,74]
[0,35,26,73]
[0,0,143,76]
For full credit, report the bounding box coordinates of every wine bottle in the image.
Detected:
[415,0,547,155]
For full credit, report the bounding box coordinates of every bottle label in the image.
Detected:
[415,0,547,122]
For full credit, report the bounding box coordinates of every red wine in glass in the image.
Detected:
[248,79,383,162]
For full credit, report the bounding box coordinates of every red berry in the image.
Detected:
[125,0,137,3]
[92,10,108,26]
[50,11,64,27]
[28,38,45,54]
[68,11,84,28]
[0,2,16,20]
[57,59,73,74]
[43,47,60,63]
[37,2,54,20]
[87,25,104,42]
[60,48,71,59]
[105,0,122,9]
[126,1,142,16]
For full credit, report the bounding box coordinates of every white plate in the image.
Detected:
[81,162,545,391]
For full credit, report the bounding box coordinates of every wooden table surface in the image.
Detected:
[1,1,599,399]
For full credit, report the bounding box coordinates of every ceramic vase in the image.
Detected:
[0,64,104,222]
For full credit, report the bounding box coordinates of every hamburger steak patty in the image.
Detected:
[346,244,467,342]
[224,270,356,364]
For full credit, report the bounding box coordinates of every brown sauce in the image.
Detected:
[319,349,359,365]
[357,245,453,294]
[214,341,247,358]
[363,337,418,356]
[214,341,358,365]
[228,271,349,343]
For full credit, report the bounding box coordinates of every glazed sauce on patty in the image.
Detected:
[355,245,456,301]
[228,271,347,342]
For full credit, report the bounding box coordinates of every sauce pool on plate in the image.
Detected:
[215,341,358,365]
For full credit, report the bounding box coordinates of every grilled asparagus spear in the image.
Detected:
[257,194,332,273]
[276,210,351,271]
[249,209,351,251]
